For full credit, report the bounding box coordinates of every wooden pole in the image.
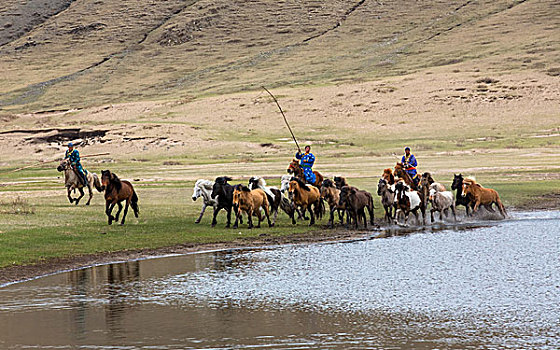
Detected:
[8,152,111,173]
[262,86,302,153]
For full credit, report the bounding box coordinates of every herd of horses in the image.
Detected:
[191,159,508,229]
[57,157,507,228]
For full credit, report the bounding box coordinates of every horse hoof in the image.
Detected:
[86,202,90,206]
[194,220,200,224]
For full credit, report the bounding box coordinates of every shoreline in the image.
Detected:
[2,203,557,287]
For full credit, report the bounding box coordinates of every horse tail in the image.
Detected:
[131,190,140,217]
[92,173,104,192]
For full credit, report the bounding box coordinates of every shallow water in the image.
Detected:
[1,211,559,349]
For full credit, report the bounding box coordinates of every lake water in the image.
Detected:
[0,211,558,349]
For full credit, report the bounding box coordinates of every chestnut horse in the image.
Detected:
[100,170,139,225]
[288,177,324,226]
[287,159,324,187]
[462,179,507,218]
[394,162,418,191]
[381,168,395,185]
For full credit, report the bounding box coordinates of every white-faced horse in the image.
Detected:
[192,179,218,224]
[57,159,103,205]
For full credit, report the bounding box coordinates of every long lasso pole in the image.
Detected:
[262,86,301,153]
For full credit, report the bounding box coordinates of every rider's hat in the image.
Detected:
[68,142,74,147]
[404,146,410,151]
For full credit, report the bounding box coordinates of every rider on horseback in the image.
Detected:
[65,142,88,186]
[402,146,419,186]
[295,145,316,184]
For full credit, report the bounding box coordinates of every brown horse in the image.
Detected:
[101,170,139,225]
[382,168,395,185]
[288,177,324,226]
[287,159,324,187]
[232,185,271,229]
[320,179,346,228]
[462,179,507,218]
[394,162,418,191]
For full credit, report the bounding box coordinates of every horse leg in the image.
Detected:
[271,204,278,227]
[473,200,481,214]
[328,206,335,228]
[225,207,232,228]
[264,204,272,228]
[195,203,207,224]
[85,184,93,206]
[247,209,254,229]
[211,207,220,227]
[106,201,115,225]
[67,187,74,203]
[120,200,130,225]
[451,205,457,222]
[114,202,123,222]
[431,208,435,224]
[74,187,84,205]
[233,208,241,229]
[308,205,315,226]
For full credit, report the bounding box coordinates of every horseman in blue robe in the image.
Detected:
[401,146,419,186]
[295,145,316,184]
[65,142,88,185]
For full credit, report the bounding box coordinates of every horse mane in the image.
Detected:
[322,179,334,188]
[422,172,434,184]
[107,171,122,192]
[234,184,251,192]
[196,179,214,190]
[215,176,232,184]
[291,177,310,191]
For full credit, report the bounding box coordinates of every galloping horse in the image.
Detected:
[462,178,507,218]
[101,170,139,225]
[288,177,324,226]
[287,159,324,187]
[394,162,418,191]
[57,159,103,205]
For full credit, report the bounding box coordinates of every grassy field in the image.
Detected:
[1,147,559,268]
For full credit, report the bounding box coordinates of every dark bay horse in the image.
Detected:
[101,170,139,225]
[287,159,324,188]
[452,174,475,216]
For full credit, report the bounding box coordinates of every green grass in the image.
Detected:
[0,169,557,268]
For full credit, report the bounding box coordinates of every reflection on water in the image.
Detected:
[0,211,559,349]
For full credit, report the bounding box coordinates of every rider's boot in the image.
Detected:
[81,172,89,186]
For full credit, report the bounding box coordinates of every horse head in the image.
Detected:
[193,179,211,201]
[101,170,120,191]
[287,159,299,174]
[57,159,70,172]
[377,178,387,196]
[451,174,463,190]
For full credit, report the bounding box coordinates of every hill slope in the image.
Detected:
[1,0,558,112]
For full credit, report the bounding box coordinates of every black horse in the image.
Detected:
[210,176,241,228]
[451,174,475,216]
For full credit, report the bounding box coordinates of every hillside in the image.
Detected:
[0,0,558,112]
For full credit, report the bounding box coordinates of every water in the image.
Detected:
[1,211,559,349]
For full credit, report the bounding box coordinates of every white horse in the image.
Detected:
[280,174,292,193]
[429,183,456,222]
[56,159,103,205]
[192,179,218,224]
